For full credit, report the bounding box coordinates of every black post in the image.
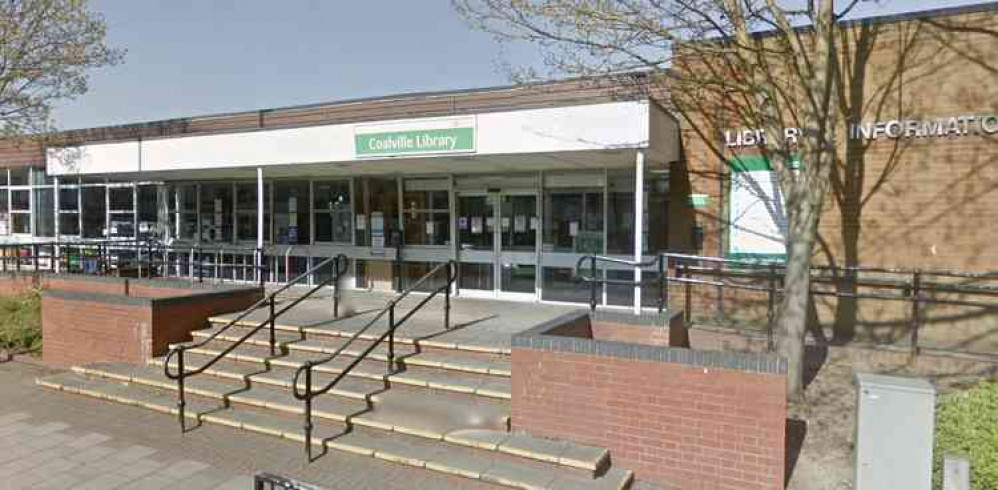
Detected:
[269,295,276,357]
[197,247,203,283]
[683,262,692,328]
[258,248,265,288]
[444,264,452,330]
[910,270,922,358]
[177,349,187,432]
[589,256,598,312]
[16,246,21,273]
[767,263,777,352]
[388,304,395,374]
[303,362,313,461]
[333,257,340,319]
[657,255,666,313]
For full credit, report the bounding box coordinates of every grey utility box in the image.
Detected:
[854,373,936,490]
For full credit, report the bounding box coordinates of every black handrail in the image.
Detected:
[163,253,349,432]
[290,260,457,460]
[574,254,667,312]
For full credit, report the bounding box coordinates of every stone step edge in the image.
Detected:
[38,374,620,482]
[207,317,512,355]
[71,365,527,460]
[153,347,512,400]
[186,330,512,377]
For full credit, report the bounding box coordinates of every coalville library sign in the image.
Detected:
[725,113,998,148]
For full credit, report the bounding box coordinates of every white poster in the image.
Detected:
[514,215,526,233]
[289,196,297,213]
[356,214,367,231]
[728,156,788,260]
[529,217,539,231]
[471,217,483,234]
[486,217,494,231]
[569,221,579,237]
[458,217,468,230]
[501,217,510,231]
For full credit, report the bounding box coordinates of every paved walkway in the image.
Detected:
[1,360,498,490]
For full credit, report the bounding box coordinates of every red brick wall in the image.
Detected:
[512,348,786,489]
[149,290,263,355]
[42,295,152,366]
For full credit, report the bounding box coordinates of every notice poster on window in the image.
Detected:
[458,217,468,230]
[289,196,297,213]
[569,221,579,237]
[486,217,494,231]
[214,198,223,226]
[356,214,367,231]
[728,155,788,261]
[426,221,435,236]
[530,217,539,231]
[471,217,483,234]
[501,217,510,231]
[514,215,526,233]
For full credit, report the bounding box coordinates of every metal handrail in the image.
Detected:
[574,254,667,312]
[162,253,349,432]
[290,260,457,460]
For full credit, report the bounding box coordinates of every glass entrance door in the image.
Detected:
[457,192,537,300]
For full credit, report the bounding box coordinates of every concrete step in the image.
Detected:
[189,324,512,376]
[208,313,513,355]
[73,362,512,442]
[38,372,632,490]
[157,340,512,399]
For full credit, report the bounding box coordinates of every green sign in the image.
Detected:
[355,127,475,157]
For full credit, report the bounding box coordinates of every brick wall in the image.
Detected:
[31,275,262,366]
[512,313,787,489]
[42,293,152,366]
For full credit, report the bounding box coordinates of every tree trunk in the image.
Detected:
[777,199,818,401]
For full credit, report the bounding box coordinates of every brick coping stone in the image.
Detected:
[512,309,787,374]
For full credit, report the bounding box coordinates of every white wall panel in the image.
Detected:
[47,101,653,176]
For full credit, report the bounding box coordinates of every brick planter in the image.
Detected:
[31,275,262,366]
[511,310,787,490]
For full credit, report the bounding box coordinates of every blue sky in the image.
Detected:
[52,0,994,130]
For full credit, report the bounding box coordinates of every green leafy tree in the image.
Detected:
[0,0,123,136]
[454,0,860,400]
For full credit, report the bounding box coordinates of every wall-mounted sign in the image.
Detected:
[725,113,998,148]
[727,155,787,262]
[688,194,710,209]
[355,116,476,157]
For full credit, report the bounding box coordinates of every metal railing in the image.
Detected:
[253,472,322,490]
[574,255,667,312]
[163,253,349,432]
[576,251,998,356]
[0,239,268,285]
[291,260,457,460]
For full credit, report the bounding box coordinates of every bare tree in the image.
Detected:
[0,0,123,137]
[454,0,861,400]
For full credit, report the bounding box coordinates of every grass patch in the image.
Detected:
[935,381,998,489]
[0,289,41,355]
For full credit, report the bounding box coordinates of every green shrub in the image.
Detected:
[935,381,998,489]
[0,289,42,354]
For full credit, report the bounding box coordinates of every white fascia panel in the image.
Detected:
[47,141,140,175]
[47,100,650,176]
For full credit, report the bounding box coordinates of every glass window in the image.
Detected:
[9,168,28,186]
[0,191,8,235]
[607,173,635,254]
[274,181,309,245]
[59,188,79,211]
[199,183,233,243]
[314,180,352,243]
[543,189,603,253]
[108,186,134,211]
[108,213,134,238]
[33,189,54,237]
[169,185,198,241]
[58,214,80,236]
[81,186,105,238]
[31,169,53,186]
[403,189,449,246]
[11,190,29,211]
[236,182,271,242]
[137,185,160,239]
[11,213,29,234]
